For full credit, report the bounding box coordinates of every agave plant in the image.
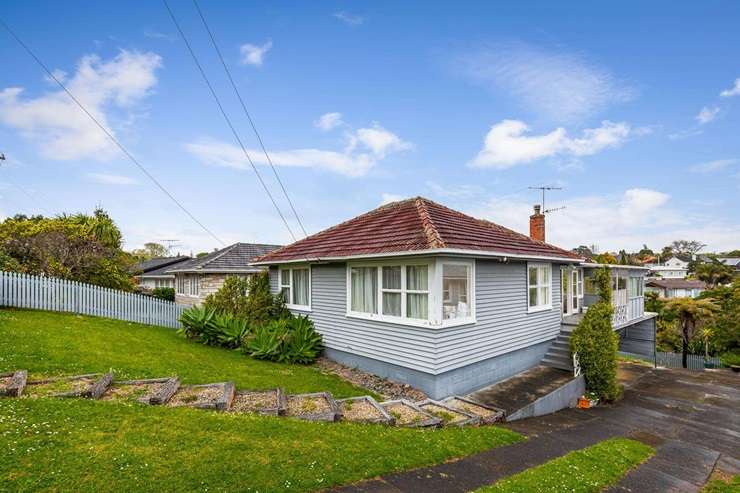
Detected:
[216,316,250,349]
[243,319,289,360]
[283,316,323,364]
[178,306,216,340]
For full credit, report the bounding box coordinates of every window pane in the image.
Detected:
[528,267,537,286]
[406,293,428,319]
[351,267,377,314]
[406,265,428,291]
[382,266,401,290]
[539,286,549,306]
[382,292,401,316]
[280,269,290,287]
[529,287,538,307]
[539,266,550,285]
[443,264,470,320]
[280,287,291,303]
[293,268,309,306]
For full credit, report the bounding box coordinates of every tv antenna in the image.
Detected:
[158,239,181,255]
[528,185,563,212]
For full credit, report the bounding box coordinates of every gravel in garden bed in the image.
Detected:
[381,400,441,428]
[338,396,394,424]
[168,385,224,408]
[101,382,162,402]
[316,357,427,401]
[229,389,285,415]
[285,392,339,421]
[418,401,479,426]
[23,375,98,398]
[443,396,505,424]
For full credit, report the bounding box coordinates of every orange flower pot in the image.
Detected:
[577,397,592,409]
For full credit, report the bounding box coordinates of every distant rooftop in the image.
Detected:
[167,243,282,274]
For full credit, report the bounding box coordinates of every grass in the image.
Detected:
[0,308,370,398]
[474,438,654,493]
[0,308,524,491]
[703,474,740,493]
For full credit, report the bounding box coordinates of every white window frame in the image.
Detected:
[188,274,200,297]
[527,262,553,313]
[279,265,311,311]
[346,258,476,329]
[628,276,644,298]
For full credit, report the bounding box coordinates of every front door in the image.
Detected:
[561,267,581,317]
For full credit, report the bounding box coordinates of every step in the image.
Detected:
[546,348,571,359]
[541,357,573,371]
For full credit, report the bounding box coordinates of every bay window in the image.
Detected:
[280,267,311,309]
[527,263,552,311]
[628,277,643,298]
[347,259,474,327]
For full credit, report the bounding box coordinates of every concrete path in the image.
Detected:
[329,363,739,493]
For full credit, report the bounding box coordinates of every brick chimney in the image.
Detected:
[529,205,545,242]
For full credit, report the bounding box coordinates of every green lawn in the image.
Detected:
[703,475,740,493]
[0,308,523,492]
[0,308,367,397]
[474,438,654,493]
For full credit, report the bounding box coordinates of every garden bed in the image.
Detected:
[316,357,427,401]
[167,382,235,410]
[380,400,441,428]
[419,400,480,427]
[285,392,339,422]
[230,388,287,416]
[102,377,179,404]
[337,396,394,425]
[0,370,27,397]
[443,396,505,424]
[24,373,112,399]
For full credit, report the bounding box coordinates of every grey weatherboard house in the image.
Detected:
[252,198,655,399]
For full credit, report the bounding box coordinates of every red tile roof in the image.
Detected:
[254,197,582,264]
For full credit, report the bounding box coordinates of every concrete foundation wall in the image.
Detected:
[506,374,585,421]
[325,339,552,399]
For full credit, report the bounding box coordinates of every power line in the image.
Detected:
[191,0,307,238]
[0,18,226,247]
[162,0,298,242]
[1,179,51,215]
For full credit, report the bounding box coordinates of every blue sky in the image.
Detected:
[1,1,739,255]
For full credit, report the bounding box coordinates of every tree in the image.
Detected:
[638,244,654,258]
[593,252,617,265]
[698,280,740,355]
[670,240,706,258]
[663,298,719,368]
[723,249,740,257]
[695,261,735,288]
[0,210,135,290]
[572,245,594,258]
[131,242,168,260]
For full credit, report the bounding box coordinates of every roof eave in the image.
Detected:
[251,248,584,266]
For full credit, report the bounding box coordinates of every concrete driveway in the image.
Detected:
[330,363,739,493]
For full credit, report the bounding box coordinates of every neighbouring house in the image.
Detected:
[647,256,689,279]
[717,257,740,277]
[168,243,282,306]
[132,256,191,289]
[646,278,707,299]
[252,198,655,399]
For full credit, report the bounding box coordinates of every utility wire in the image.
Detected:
[163,0,298,242]
[192,0,308,238]
[0,18,226,247]
[1,179,51,215]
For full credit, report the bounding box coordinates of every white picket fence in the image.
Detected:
[0,271,186,328]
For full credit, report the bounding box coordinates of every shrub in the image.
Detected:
[203,273,290,326]
[152,287,175,301]
[571,269,621,401]
[178,307,251,348]
[721,351,740,367]
[242,315,323,364]
[214,315,250,349]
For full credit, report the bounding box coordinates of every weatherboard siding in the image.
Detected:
[270,258,564,375]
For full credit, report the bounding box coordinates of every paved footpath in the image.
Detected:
[329,364,739,493]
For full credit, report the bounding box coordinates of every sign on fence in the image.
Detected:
[0,271,186,329]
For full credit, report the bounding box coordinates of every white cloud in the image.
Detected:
[0,50,162,161]
[379,193,406,205]
[87,173,137,185]
[187,122,411,178]
[689,158,738,173]
[470,119,631,169]
[457,42,634,123]
[470,187,739,252]
[239,41,272,66]
[720,78,740,97]
[425,181,484,199]
[333,11,364,26]
[696,105,720,124]
[668,128,703,140]
[314,112,344,131]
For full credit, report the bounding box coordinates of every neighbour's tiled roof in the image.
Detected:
[646,279,707,289]
[254,197,582,264]
[167,243,282,273]
[131,256,191,275]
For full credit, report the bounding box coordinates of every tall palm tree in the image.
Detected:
[663,298,719,368]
